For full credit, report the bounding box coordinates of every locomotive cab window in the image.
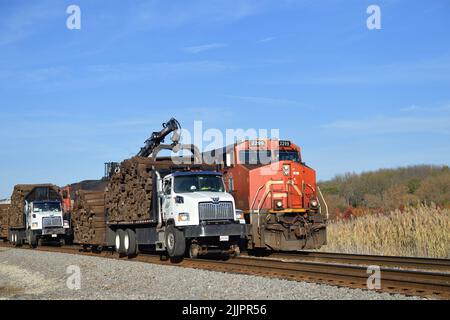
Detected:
[239,150,272,165]
[275,151,301,163]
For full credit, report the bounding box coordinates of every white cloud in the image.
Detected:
[183,43,227,54]
[0,61,235,91]
[322,116,450,135]
[400,103,450,113]
[257,37,276,43]
[133,0,269,29]
[0,1,60,46]
[400,104,421,112]
[258,55,450,85]
[225,94,311,108]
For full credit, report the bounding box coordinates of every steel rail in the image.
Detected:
[226,257,450,298]
[244,251,450,272]
[1,243,449,299]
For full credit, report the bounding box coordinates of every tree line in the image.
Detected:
[318,165,450,219]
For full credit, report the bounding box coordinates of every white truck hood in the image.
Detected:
[37,211,62,216]
[180,192,234,202]
[171,191,239,226]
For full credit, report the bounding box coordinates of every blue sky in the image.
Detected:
[0,0,449,198]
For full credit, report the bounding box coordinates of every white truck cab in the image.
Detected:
[9,185,70,248]
[162,171,245,227]
[159,171,248,258]
[26,200,68,247]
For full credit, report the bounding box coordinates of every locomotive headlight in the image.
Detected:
[178,212,190,222]
[282,164,290,176]
[310,199,319,209]
[276,201,283,209]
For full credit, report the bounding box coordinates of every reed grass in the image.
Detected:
[322,205,450,258]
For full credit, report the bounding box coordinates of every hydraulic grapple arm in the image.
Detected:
[137,118,181,158]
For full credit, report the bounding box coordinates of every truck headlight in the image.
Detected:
[283,164,290,176]
[178,213,190,222]
[235,210,244,220]
[64,220,70,228]
[32,222,38,229]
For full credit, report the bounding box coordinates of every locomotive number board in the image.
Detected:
[279,140,291,147]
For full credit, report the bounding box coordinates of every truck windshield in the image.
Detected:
[174,175,225,193]
[33,202,61,213]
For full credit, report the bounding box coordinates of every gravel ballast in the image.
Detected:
[0,247,421,300]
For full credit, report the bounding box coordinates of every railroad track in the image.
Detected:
[245,251,450,272]
[1,243,449,299]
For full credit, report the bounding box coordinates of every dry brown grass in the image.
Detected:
[322,205,450,258]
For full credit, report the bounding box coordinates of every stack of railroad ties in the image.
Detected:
[72,190,106,245]
[105,157,155,222]
[71,156,192,246]
[0,203,9,239]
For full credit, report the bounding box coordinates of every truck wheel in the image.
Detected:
[115,229,126,255]
[59,238,66,247]
[165,225,186,258]
[15,233,22,247]
[29,233,38,248]
[125,229,138,257]
[94,246,103,253]
[232,244,241,257]
[189,243,200,259]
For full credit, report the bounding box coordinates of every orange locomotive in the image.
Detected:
[60,186,72,215]
[209,139,327,251]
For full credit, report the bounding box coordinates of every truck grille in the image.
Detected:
[199,202,234,221]
[42,217,62,228]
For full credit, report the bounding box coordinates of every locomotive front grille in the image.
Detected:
[42,216,62,228]
[199,202,234,221]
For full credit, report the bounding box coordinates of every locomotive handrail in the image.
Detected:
[305,183,315,193]
[250,180,285,212]
[251,180,284,230]
[250,183,266,233]
[317,186,329,220]
[250,184,266,212]
[256,190,271,230]
[290,181,303,197]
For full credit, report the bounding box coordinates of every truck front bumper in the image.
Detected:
[184,223,249,238]
[39,227,66,236]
